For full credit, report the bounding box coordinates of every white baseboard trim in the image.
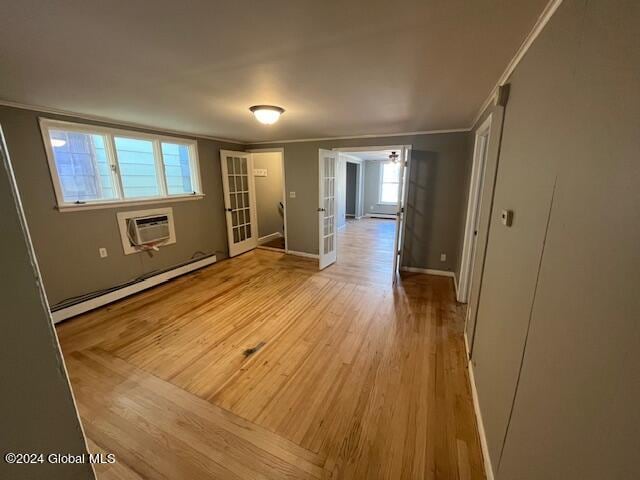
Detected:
[400,266,455,277]
[50,255,217,323]
[453,273,459,299]
[364,213,396,219]
[258,232,283,245]
[464,331,471,357]
[466,339,495,480]
[286,249,319,260]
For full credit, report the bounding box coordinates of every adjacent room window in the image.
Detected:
[379,161,400,204]
[41,119,202,208]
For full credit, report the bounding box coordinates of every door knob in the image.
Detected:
[317,207,326,212]
[225,208,233,212]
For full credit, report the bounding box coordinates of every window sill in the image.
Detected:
[56,194,205,212]
[377,201,399,206]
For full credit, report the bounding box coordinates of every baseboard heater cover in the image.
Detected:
[50,254,217,323]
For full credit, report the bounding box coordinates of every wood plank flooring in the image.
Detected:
[57,218,485,479]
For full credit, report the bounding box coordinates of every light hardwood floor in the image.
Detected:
[57,218,485,479]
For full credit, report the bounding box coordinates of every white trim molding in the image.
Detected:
[252,129,469,145]
[400,266,455,278]
[364,213,396,220]
[466,341,495,480]
[258,232,283,245]
[457,114,493,303]
[453,273,459,300]
[50,255,217,323]
[56,193,204,212]
[286,249,319,260]
[470,0,564,129]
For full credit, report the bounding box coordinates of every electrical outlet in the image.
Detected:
[440,253,447,262]
[289,191,296,198]
[99,247,108,258]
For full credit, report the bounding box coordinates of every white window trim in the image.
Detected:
[39,118,204,210]
[378,161,400,205]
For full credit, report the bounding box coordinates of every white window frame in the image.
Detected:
[378,161,400,205]
[39,118,204,211]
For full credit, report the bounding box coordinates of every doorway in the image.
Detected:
[252,150,286,252]
[458,115,492,303]
[345,162,359,219]
[319,146,411,283]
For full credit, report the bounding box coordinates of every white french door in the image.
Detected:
[392,147,409,284]
[220,150,258,257]
[318,149,337,269]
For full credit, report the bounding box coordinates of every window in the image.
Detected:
[379,161,400,204]
[41,119,202,209]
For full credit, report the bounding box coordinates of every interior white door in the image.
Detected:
[392,148,409,284]
[318,149,338,269]
[220,150,258,257]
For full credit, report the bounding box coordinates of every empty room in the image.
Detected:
[1,1,638,480]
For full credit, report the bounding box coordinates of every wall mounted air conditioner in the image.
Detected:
[117,207,176,255]
[127,214,170,246]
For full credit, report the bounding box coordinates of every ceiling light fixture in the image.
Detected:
[249,105,285,125]
[389,151,399,163]
[51,138,66,147]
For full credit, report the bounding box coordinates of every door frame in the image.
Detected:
[247,148,288,252]
[458,114,492,302]
[332,144,412,271]
[342,156,363,219]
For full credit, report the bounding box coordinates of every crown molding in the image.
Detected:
[0,99,246,145]
[469,0,564,130]
[249,128,470,145]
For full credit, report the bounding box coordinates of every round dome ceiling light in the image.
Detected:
[249,105,285,125]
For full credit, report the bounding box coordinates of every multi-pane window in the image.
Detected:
[114,137,160,198]
[379,161,400,204]
[162,142,195,195]
[41,119,201,208]
[48,129,117,202]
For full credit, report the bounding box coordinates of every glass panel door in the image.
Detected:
[318,149,337,269]
[220,151,257,257]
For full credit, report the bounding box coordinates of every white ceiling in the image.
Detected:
[0,0,548,143]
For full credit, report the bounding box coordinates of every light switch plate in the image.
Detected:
[99,247,108,258]
[289,191,296,198]
[253,168,267,177]
[440,253,447,262]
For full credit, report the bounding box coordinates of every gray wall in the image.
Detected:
[345,162,357,216]
[363,160,397,216]
[253,152,284,238]
[469,1,640,478]
[0,106,240,306]
[248,132,471,272]
[0,129,94,479]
